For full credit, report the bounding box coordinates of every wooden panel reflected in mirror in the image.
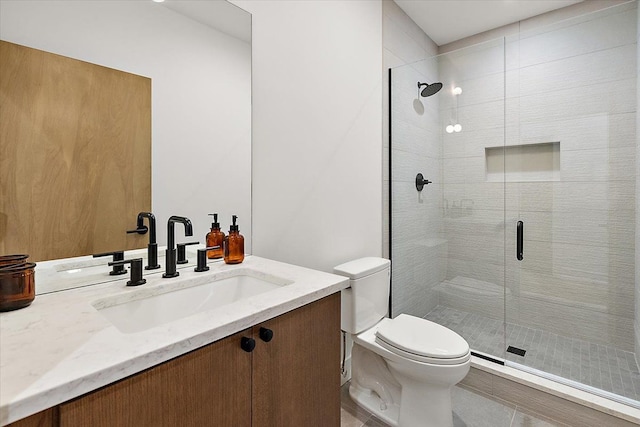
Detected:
[0,41,151,261]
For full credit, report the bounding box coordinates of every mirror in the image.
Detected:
[0,1,251,266]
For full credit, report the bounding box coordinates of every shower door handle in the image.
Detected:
[516,221,524,261]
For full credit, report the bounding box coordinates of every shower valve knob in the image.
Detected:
[415,173,432,191]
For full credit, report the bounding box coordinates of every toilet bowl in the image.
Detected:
[335,258,470,427]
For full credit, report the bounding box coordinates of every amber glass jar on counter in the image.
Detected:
[0,254,29,267]
[0,262,36,312]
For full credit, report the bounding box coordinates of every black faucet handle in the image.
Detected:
[108,258,146,286]
[126,226,148,235]
[194,246,221,272]
[93,251,127,276]
[177,241,200,264]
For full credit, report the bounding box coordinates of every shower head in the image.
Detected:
[418,82,443,97]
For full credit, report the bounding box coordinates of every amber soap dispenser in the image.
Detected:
[224,215,244,264]
[206,213,225,259]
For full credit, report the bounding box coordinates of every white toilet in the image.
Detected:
[335,257,470,427]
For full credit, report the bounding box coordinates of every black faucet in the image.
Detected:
[163,216,193,278]
[127,212,160,270]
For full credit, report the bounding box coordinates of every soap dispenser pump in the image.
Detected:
[224,215,244,264]
[206,213,225,259]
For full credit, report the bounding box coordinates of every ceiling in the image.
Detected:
[395,0,583,46]
[160,0,251,43]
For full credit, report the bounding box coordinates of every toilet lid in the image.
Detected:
[375,314,469,360]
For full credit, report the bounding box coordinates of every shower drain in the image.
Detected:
[507,346,527,357]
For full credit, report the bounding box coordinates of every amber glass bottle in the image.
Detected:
[224,215,244,264]
[206,213,225,259]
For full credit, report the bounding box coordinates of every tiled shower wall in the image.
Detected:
[439,2,637,351]
[508,3,637,351]
[383,0,443,318]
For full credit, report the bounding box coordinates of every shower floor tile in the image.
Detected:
[425,305,640,404]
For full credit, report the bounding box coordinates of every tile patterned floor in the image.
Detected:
[340,381,565,426]
[425,305,640,403]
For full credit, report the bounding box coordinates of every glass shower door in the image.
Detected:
[503,3,639,405]
[389,37,508,364]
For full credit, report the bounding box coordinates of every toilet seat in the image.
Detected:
[375,314,470,365]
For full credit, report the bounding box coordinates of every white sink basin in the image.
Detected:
[93,272,292,333]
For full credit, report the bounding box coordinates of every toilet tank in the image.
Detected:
[334,257,390,334]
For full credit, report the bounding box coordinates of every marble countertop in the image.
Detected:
[0,256,349,425]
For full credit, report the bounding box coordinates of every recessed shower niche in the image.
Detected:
[485,142,560,182]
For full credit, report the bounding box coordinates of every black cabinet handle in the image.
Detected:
[259,327,274,342]
[240,337,256,353]
[516,221,524,261]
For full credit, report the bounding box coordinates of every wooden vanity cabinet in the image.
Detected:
[58,328,253,427]
[251,292,341,426]
[8,293,340,427]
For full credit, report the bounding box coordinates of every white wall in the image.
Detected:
[232,0,383,272]
[0,1,251,250]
